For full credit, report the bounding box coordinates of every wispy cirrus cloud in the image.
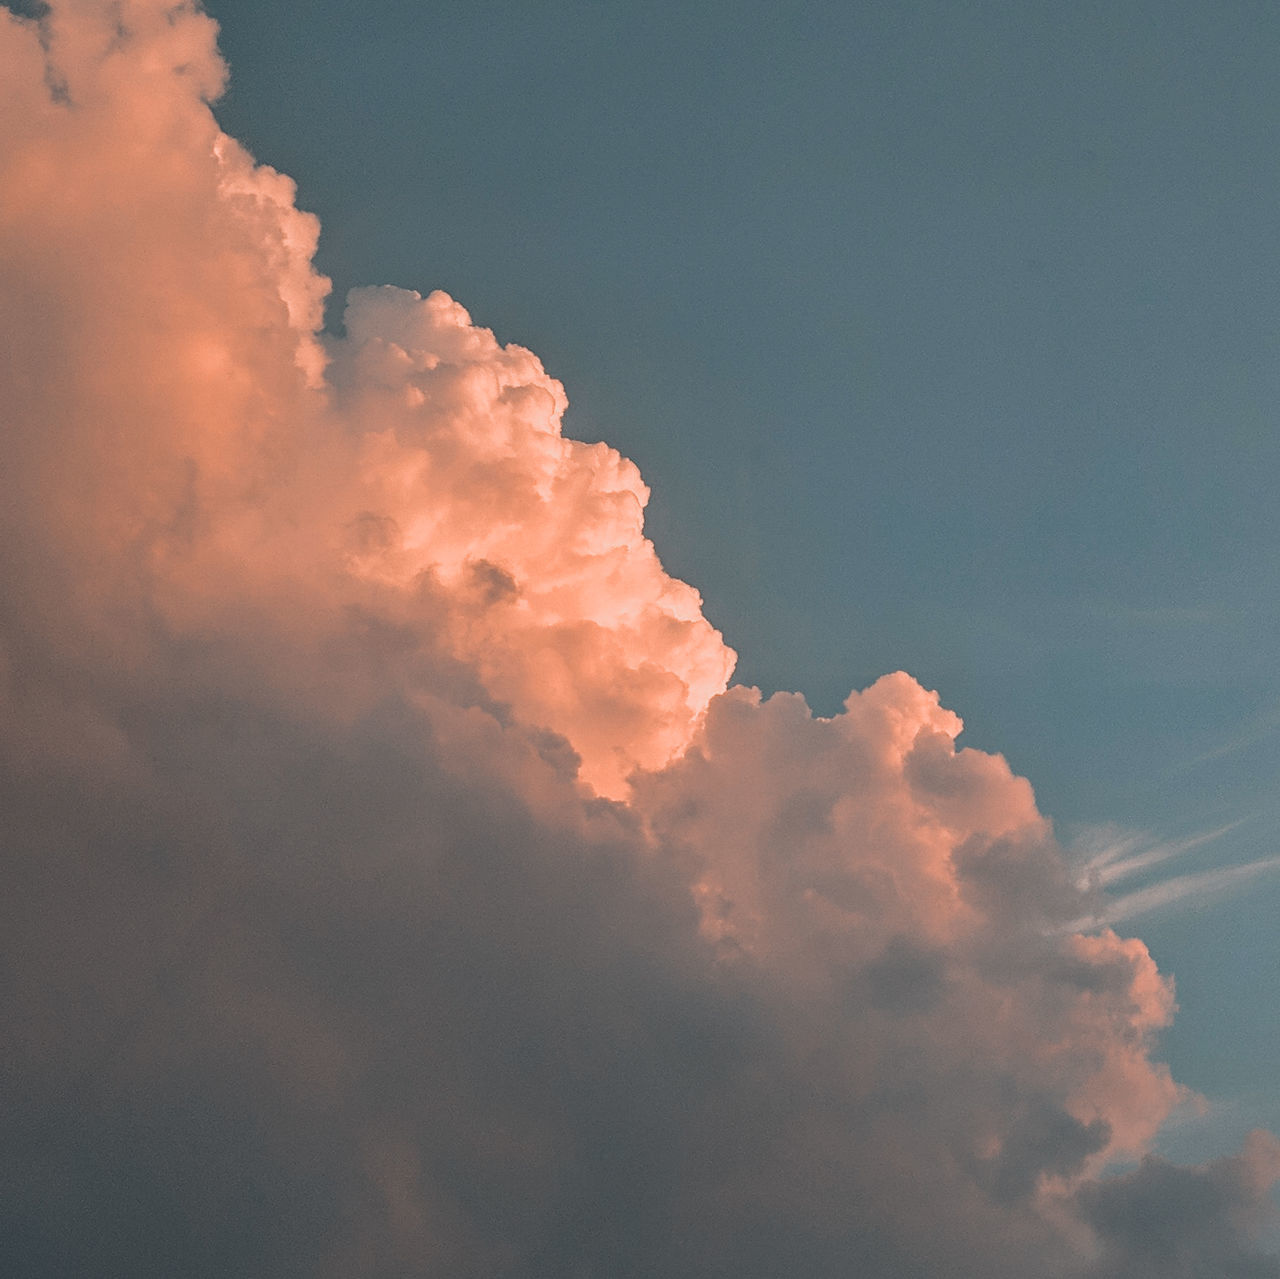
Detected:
[1065,820,1280,928]
[1082,854,1280,928]
[1073,820,1245,887]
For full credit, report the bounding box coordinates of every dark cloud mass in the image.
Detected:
[1,2,1277,1275]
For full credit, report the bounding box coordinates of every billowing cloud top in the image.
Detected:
[333,282,736,797]
[1,3,1277,1276]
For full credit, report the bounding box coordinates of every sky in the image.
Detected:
[203,0,1280,1147]
[2,0,1279,1275]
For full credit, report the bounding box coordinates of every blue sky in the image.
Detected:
[204,0,1280,1155]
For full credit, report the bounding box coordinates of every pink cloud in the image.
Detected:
[0,3,1276,1275]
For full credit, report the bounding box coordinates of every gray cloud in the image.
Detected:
[1078,1133,1280,1279]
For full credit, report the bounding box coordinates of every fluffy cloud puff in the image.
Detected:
[1,3,1277,1276]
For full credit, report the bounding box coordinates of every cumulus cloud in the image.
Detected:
[1,3,1277,1276]
[1078,1131,1280,1279]
[330,282,736,797]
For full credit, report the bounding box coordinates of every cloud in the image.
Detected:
[1072,820,1245,887]
[1078,855,1280,928]
[330,282,736,798]
[1064,822,1280,927]
[1,2,1277,1275]
[1077,1131,1280,1278]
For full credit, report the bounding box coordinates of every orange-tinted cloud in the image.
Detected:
[1,3,1276,1275]
[332,282,736,796]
